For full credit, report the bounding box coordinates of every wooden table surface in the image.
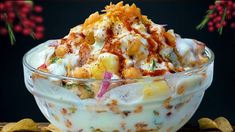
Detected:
[0,123,234,132]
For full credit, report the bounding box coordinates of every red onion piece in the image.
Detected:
[48,41,59,47]
[38,63,47,69]
[97,72,113,98]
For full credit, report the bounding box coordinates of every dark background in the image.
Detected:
[0,0,235,124]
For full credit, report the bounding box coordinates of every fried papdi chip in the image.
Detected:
[214,117,233,132]
[198,117,234,132]
[41,124,61,132]
[1,123,15,132]
[1,118,38,132]
[198,118,218,130]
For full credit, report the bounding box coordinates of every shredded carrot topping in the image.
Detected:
[83,1,149,29]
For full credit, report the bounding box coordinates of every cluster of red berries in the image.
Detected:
[0,0,44,40]
[207,0,235,32]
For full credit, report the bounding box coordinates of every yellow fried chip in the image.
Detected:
[198,118,218,130]
[214,117,233,132]
[1,118,38,132]
[41,124,61,132]
[1,123,15,132]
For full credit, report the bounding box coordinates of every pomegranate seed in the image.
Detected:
[22,19,31,27]
[14,25,22,33]
[0,3,4,10]
[231,23,235,29]
[208,21,213,26]
[0,14,4,20]
[4,1,12,9]
[220,1,226,6]
[22,28,31,36]
[215,2,220,7]
[34,5,43,13]
[216,5,223,11]
[0,1,44,39]
[232,11,235,17]
[227,15,232,20]
[21,6,30,14]
[208,26,214,32]
[30,15,36,20]
[29,22,35,28]
[6,17,13,23]
[219,10,224,15]
[19,12,27,18]
[228,1,233,7]
[16,1,25,6]
[34,16,43,23]
[216,16,222,22]
[20,19,29,27]
[36,26,44,32]
[216,23,221,29]
[209,5,214,10]
[35,32,44,39]
[213,17,217,23]
[209,14,215,18]
[226,10,231,15]
[222,21,227,26]
[25,3,33,8]
[233,3,235,9]
[0,27,8,35]
[8,12,15,19]
[5,5,13,11]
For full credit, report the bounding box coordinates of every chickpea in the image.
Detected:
[127,39,147,63]
[98,53,119,74]
[127,39,142,56]
[55,45,68,57]
[122,67,142,79]
[90,63,105,79]
[73,67,90,78]
[85,32,95,45]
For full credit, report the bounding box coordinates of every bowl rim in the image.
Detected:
[22,40,214,81]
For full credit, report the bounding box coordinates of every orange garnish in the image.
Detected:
[83,11,101,28]
[83,2,147,30]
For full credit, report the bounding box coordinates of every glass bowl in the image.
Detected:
[23,40,214,132]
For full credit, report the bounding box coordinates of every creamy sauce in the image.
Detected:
[90,41,104,55]
[63,54,80,67]
[29,47,55,68]
[47,62,66,76]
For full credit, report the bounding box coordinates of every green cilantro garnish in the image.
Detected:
[51,57,60,63]
[64,83,79,89]
[151,60,157,71]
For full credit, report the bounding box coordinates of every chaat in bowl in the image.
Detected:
[23,2,214,131]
